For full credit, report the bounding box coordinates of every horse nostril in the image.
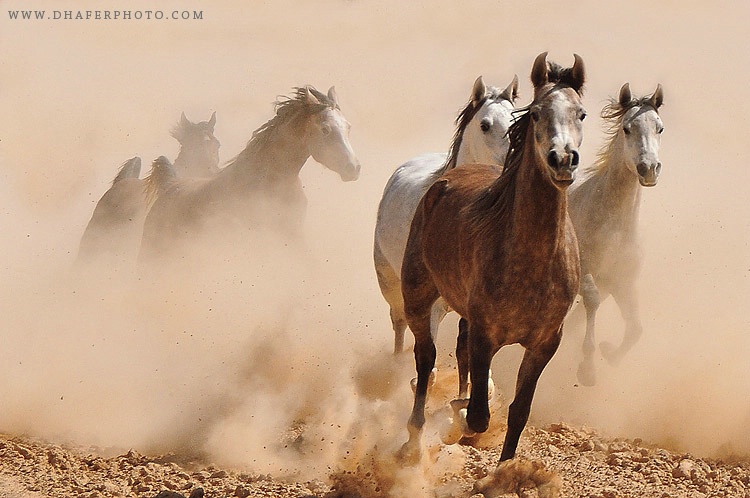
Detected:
[547,150,559,168]
[655,162,662,176]
[571,150,580,167]
[636,162,649,177]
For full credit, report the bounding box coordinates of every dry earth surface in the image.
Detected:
[2,422,749,498]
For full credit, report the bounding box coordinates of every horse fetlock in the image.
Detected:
[466,403,490,434]
[576,358,596,387]
[409,367,437,394]
[440,398,475,445]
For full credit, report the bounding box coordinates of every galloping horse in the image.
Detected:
[139,86,361,261]
[400,53,585,465]
[570,83,664,386]
[76,112,220,267]
[374,75,518,354]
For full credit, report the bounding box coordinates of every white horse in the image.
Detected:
[373,75,518,354]
[569,82,664,386]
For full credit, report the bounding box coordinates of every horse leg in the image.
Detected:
[465,325,494,435]
[400,247,440,463]
[399,311,437,463]
[457,317,469,398]
[602,281,642,366]
[576,273,600,386]
[500,331,561,461]
[373,241,408,354]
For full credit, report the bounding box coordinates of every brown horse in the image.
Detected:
[139,86,360,262]
[76,112,220,268]
[400,52,585,465]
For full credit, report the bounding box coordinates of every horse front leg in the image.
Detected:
[577,273,601,386]
[457,317,470,398]
[500,331,561,461]
[602,280,642,366]
[465,327,494,435]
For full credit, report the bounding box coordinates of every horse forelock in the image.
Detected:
[593,93,661,172]
[547,61,583,96]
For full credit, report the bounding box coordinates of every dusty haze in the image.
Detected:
[1,0,749,488]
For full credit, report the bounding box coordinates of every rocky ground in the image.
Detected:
[1,422,749,498]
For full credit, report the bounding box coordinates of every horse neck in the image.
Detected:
[509,135,569,247]
[594,134,644,220]
[219,120,310,190]
[174,143,217,177]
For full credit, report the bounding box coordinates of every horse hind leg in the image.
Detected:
[373,241,408,354]
[398,312,437,464]
[601,282,643,366]
[577,273,601,386]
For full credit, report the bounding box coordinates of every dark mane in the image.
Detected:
[466,106,531,234]
[546,61,586,94]
[438,86,508,177]
[225,86,336,172]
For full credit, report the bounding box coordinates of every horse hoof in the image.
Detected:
[473,458,562,498]
[410,367,437,394]
[396,440,422,466]
[439,398,474,444]
[600,341,622,366]
[576,360,596,387]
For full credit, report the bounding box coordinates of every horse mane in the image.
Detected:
[111,157,142,185]
[440,86,507,176]
[143,156,178,206]
[465,106,531,234]
[225,86,336,173]
[592,91,661,172]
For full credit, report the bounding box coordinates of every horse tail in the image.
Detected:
[111,156,142,185]
[143,156,178,206]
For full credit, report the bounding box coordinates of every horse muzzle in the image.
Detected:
[339,161,361,182]
[547,149,579,186]
[637,161,661,187]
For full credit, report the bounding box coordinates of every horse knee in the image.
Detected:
[581,274,601,310]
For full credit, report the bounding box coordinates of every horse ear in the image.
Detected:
[472,76,487,105]
[327,86,339,107]
[530,52,549,89]
[571,53,586,93]
[208,111,216,129]
[618,83,632,107]
[304,86,321,105]
[500,74,519,102]
[650,84,664,109]
[180,112,190,126]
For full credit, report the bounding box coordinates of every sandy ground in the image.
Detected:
[1,1,750,497]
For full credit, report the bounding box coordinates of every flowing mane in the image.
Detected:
[592,89,662,172]
[441,86,508,174]
[466,106,531,235]
[224,86,338,175]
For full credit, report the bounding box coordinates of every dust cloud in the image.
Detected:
[1,0,749,491]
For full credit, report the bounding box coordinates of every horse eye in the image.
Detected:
[480,119,491,132]
[320,124,332,136]
[623,126,631,135]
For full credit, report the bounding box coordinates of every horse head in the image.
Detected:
[613,83,664,186]
[528,51,587,188]
[303,86,361,182]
